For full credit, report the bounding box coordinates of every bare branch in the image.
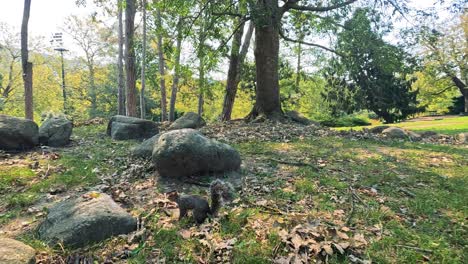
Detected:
[284,0,358,13]
[279,30,344,56]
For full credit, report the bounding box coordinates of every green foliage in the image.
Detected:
[320,115,371,127]
[324,9,424,123]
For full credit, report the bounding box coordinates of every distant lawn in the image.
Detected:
[336,116,468,135]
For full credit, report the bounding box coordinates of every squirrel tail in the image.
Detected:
[209,179,234,216]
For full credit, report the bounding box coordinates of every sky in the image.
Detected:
[0,0,441,63]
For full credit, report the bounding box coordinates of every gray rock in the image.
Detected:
[369,125,390,134]
[152,129,241,178]
[39,117,73,147]
[382,127,408,139]
[38,192,136,248]
[285,111,318,126]
[407,130,422,141]
[0,115,38,151]
[107,115,158,140]
[131,134,160,158]
[456,132,468,143]
[420,131,438,138]
[169,112,206,130]
[0,237,36,264]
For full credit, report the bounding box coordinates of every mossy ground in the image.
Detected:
[0,123,466,263]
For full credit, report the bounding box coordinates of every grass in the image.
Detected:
[1,123,466,263]
[0,124,135,223]
[336,116,468,135]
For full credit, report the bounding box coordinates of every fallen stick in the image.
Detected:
[396,244,433,254]
[398,188,416,198]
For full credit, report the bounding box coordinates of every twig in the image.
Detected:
[398,188,416,198]
[268,158,319,171]
[346,188,356,225]
[396,244,433,254]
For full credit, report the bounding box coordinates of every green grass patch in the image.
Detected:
[336,116,468,135]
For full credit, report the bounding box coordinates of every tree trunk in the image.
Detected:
[21,0,33,120]
[169,19,183,122]
[156,8,167,121]
[221,21,253,121]
[295,42,301,92]
[140,0,147,119]
[198,66,205,116]
[197,13,207,117]
[249,2,283,120]
[117,0,125,115]
[451,76,468,113]
[88,63,97,117]
[125,0,137,117]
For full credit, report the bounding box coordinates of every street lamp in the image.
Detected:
[51,33,68,114]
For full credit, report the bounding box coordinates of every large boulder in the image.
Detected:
[0,115,38,151]
[152,129,241,178]
[38,117,73,147]
[169,112,206,130]
[382,127,408,139]
[38,192,136,248]
[107,115,158,140]
[285,111,319,126]
[0,238,36,264]
[131,134,160,158]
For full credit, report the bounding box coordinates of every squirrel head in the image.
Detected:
[210,179,235,203]
[166,190,179,202]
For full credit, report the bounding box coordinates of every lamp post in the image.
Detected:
[54,47,68,113]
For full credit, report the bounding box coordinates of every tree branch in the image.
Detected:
[279,30,344,56]
[284,0,358,13]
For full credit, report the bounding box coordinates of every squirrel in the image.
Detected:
[167,179,235,224]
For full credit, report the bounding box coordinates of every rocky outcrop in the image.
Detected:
[0,115,38,151]
[152,129,241,178]
[131,134,160,158]
[107,115,158,140]
[169,112,206,130]
[38,117,73,147]
[0,237,36,264]
[38,192,136,248]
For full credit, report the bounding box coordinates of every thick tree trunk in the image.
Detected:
[21,0,33,120]
[140,0,147,119]
[117,0,125,115]
[451,76,468,113]
[169,19,183,122]
[156,8,167,121]
[24,63,33,120]
[221,21,254,121]
[125,0,137,117]
[249,10,283,120]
